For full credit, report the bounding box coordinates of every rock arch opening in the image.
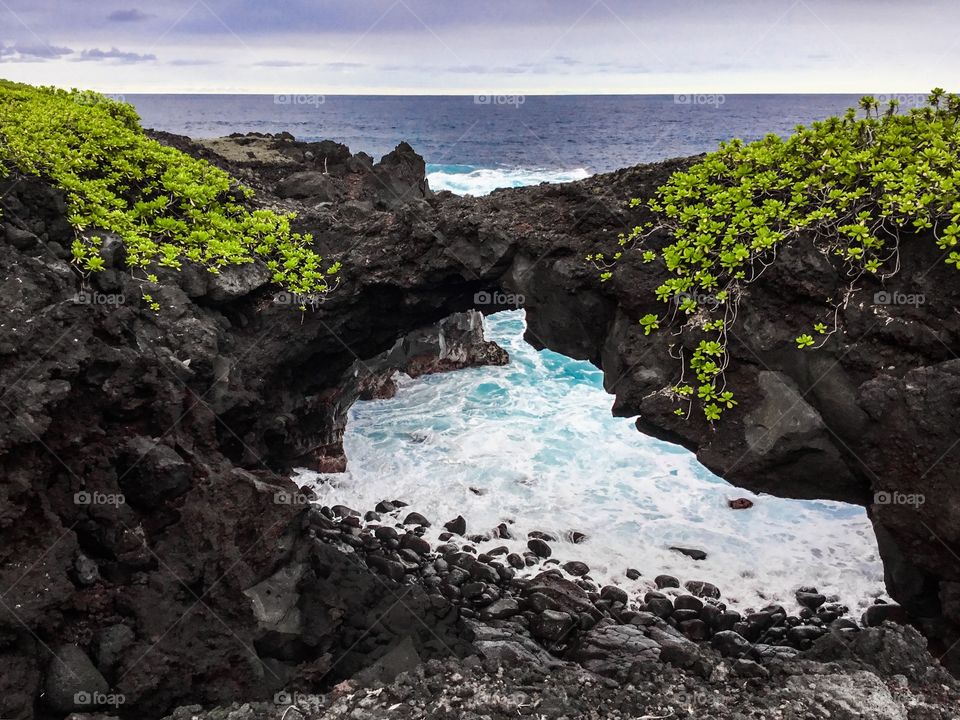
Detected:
[297,309,887,617]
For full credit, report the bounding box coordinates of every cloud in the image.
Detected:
[0,42,74,62]
[107,9,153,22]
[13,43,74,58]
[168,58,218,66]
[252,60,312,67]
[324,62,365,71]
[77,47,157,63]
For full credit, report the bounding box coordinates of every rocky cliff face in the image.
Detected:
[1,132,958,718]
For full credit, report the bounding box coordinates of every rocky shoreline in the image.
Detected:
[2,128,960,718]
[162,497,956,720]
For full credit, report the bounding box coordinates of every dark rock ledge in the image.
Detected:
[0,131,959,718]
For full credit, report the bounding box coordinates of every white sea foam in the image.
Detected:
[427,164,591,196]
[296,310,886,615]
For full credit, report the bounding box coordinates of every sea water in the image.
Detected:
[298,310,886,613]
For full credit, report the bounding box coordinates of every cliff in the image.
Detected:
[1,131,958,717]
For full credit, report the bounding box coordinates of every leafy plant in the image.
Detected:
[0,80,340,307]
[591,89,960,421]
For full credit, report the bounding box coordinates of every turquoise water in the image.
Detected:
[299,310,886,613]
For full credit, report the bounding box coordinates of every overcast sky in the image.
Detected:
[0,0,956,94]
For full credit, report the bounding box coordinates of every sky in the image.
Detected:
[0,0,957,94]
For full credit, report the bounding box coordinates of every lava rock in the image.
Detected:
[862,603,908,627]
[796,586,827,610]
[480,598,521,620]
[530,610,576,643]
[367,555,406,582]
[679,619,710,641]
[399,533,432,556]
[506,553,525,569]
[444,515,467,535]
[684,580,721,599]
[43,644,110,713]
[711,630,752,658]
[374,526,400,543]
[669,546,707,561]
[733,658,769,678]
[787,625,827,648]
[599,585,629,605]
[562,561,591,576]
[527,538,552,558]
[646,597,675,619]
[403,511,431,527]
[674,595,704,612]
[655,574,680,589]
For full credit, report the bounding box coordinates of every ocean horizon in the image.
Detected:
[125,92,897,193]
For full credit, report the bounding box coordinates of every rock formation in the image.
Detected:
[1,131,958,717]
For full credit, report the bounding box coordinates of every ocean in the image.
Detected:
[127,93,865,194]
[130,93,886,611]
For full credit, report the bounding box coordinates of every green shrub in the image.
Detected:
[590,90,960,421]
[0,80,339,308]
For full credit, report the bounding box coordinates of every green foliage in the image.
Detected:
[596,89,960,421]
[0,80,339,305]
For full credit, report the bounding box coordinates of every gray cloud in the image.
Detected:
[77,47,157,63]
[168,58,219,66]
[252,60,311,67]
[0,42,74,62]
[325,62,365,71]
[107,9,153,22]
[0,0,954,92]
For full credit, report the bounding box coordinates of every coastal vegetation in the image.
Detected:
[0,80,339,308]
[591,90,960,421]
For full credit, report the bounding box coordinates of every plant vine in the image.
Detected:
[589,90,960,422]
[0,80,340,310]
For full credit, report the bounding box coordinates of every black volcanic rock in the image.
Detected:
[4,128,960,718]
